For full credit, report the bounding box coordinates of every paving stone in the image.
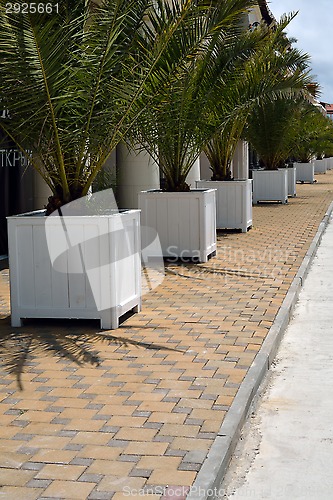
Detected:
[39,396,58,402]
[64,443,84,451]
[161,485,190,500]
[86,404,104,410]
[17,446,39,456]
[92,414,112,420]
[79,473,103,483]
[58,430,78,437]
[142,422,162,429]
[178,462,201,472]
[5,409,25,416]
[164,449,187,457]
[51,417,70,425]
[12,433,34,441]
[88,491,114,500]
[44,406,64,413]
[131,411,151,417]
[1,178,333,500]
[163,397,180,403]
[172,407,192,414]
[153,436,174,443]
[128,468,152,478]
[10,420,30,427]
[100,426,120,434]
[118,455,140,463]
[0,487,42,499]
[183,450,207,463]
[70,458,94,466]
[26,478,53,488]
[42,479,96,498]
[20,462,44,471]
[107,440,129,448]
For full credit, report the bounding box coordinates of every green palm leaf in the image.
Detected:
[205,14,313,178]
[134,0,261,190]
[0,0,213,211]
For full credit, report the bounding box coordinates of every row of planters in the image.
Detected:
[249,93,333,202]
[296,156,333,185]
[1,0,332,329]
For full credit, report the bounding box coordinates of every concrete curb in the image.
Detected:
[187,200,333,500]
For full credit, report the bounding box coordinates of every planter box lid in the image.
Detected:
[7,208,140,219]
[140,188,217,194]
[197,179,252,183]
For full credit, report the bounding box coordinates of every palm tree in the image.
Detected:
[245,95,312,170]
[294,102,333,162]
[204,15,313,180]
[134,0,268,191]
[204,120,246,181]
[0,0,211,213]
[135,8,313,189]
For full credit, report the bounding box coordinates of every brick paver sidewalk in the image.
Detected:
[0,173,333,500]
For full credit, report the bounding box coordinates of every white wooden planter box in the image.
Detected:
[295,162,315,183]
[252,169,288,204]
[287,166,297,197]
[314,159,327,174]
[138,189,216,262]
[196,179,252,232]
[7,210,141,329]
[326,157,333,170]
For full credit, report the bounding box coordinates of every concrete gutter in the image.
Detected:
[187,200,333,500]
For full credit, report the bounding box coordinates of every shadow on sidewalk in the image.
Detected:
[0,317,178,391]
[0,259,8,271]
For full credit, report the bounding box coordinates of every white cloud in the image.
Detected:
[269,0,333,102]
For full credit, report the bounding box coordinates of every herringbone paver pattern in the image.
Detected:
[1,173,333,499]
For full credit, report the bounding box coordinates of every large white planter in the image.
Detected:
[314,159,327,174]
[295,162,315,183]
[138,189,216,263]
[7,210,141,329]
[287,166,297,197]
[252,169,288,204]
[196,180,252,232]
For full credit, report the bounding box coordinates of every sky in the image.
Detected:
[268,0,333,103]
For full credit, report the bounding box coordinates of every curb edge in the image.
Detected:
[187,200,333,500]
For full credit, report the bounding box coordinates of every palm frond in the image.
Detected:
[134,0,262,190]
[203,15,313,178]
[1,0,220,208]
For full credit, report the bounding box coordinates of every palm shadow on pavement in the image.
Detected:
[0,316,178,391]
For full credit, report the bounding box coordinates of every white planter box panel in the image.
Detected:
[287,167,297,197]
[7,210,142,329]
[138,189,216,263]
[252,169,288,204]
[295,162,315,183]
[327,157,333,170]
[196,180,252,232]
[314,159,327,174]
